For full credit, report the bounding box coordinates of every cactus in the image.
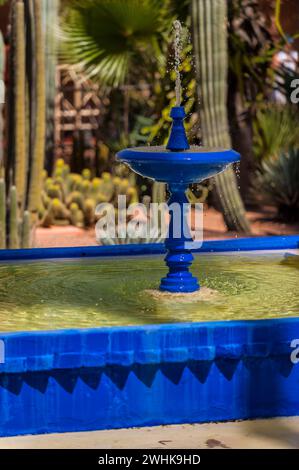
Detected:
[0,31,4,169]
[28,0,46,214]
[14,0,27,210]
[21,210,31,248]
[3,0,53,247]
[84,198,96,226]
[0,176,31,249]
[8,185,19,249]
[192,0,251,233]
[70,202,84,227]
[0,0,60,247]
[0,178,6,249]
[43,0,59,174]
[0,33,5,249]
[152,182,166,204]
[40,159,141,228]
[127,187,139,205]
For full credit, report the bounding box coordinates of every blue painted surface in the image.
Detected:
[118,105,242,292]
[0,234,298,262]
[160,183,199,292]
[117,147,239,185]
[0,236,298,436]
[166,106,190,151]
[117,105,239,185]
[0,318,299,437]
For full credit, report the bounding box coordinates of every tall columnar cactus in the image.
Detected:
[152,182,166,204]
[42,0,59,174]
[0,31,4,168]
[8,184,19,249]
[192,0,251,233]
[0,178,5,249]
[14,0,27,210]
[0,177,31,249]
[0,31,6,249]
[28,0,46,215]
[21,209,30,248]
[3,0,49,248]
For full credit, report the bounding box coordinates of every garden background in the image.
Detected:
[0,0,298,249]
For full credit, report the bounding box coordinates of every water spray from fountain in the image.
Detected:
[173,20,182,107]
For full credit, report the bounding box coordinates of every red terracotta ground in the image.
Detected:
[35,207,299,248]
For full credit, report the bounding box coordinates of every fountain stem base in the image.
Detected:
[159,183,200,293]
[160,251,200,293]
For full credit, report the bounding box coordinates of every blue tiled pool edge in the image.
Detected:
[0,235,298,437]
[1,319,299,437]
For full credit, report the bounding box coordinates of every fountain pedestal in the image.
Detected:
[160,183,199,293]
[117,106,240,293]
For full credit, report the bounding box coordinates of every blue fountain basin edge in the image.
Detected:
[1,316,299,437]
[117,147,240,184]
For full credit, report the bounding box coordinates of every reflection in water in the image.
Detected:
[0,253,298,332]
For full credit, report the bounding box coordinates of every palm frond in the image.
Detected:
[61,0,171,86]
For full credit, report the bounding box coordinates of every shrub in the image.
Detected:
[254,148,299,221]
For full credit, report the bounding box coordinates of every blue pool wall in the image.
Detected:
[1,319,299,437]
[0,234,298,437]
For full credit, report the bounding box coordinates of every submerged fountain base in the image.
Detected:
[160,251,199,293]
[117,106,240,293]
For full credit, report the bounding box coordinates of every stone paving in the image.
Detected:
[0,417,299,449]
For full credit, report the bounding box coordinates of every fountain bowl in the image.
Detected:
[117,145,240,184]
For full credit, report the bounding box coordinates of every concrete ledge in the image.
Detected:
[0,417,299,449]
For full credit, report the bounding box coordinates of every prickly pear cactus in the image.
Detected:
[40,159,141,228]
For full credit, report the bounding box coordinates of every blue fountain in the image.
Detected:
[117,106,240,293]
[117,20,240,293]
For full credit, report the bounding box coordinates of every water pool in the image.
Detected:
[1,236,299,438]
[0,251,298,332]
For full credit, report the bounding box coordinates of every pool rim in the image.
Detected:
[0,234,299,437]
[0,234,298,262]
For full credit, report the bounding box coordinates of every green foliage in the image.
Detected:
[40,159,139,228]
[192,0,251,233]
[228,0,279,110]
[61,0,171,87]
[254,148,299,221]
[253,105,299,161]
